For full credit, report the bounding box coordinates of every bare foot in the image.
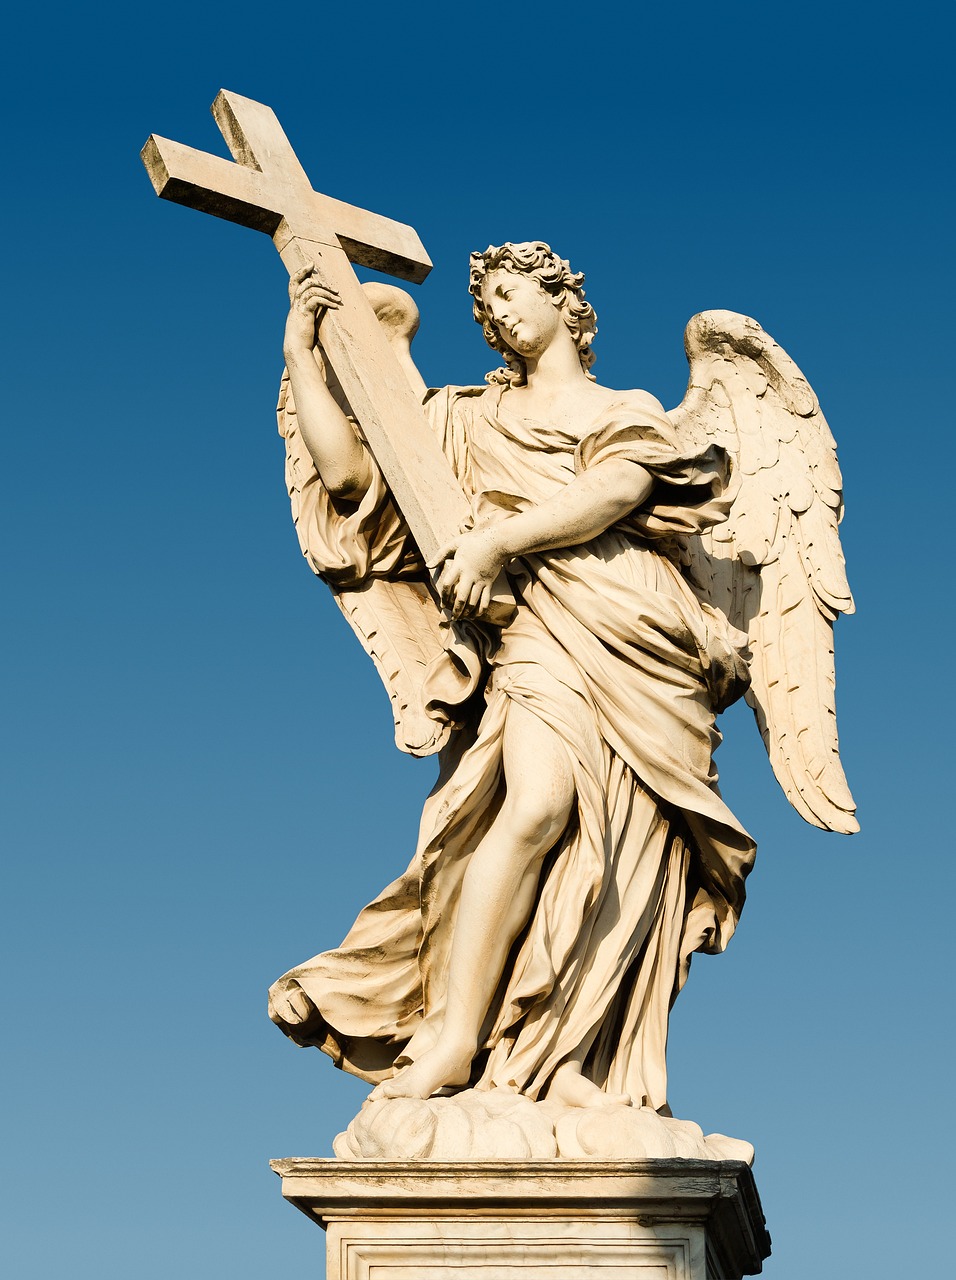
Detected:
[546,1062,631,1109]
[396,1022,439,1066]
[267,982,316,1027]
[368,1039,475,1102]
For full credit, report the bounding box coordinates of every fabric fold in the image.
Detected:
[269,383,756,1111]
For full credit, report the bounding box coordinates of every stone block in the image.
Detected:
[271,1158,771,1279]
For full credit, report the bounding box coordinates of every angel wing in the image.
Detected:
[278,283,452,758]
[670,311,858,833]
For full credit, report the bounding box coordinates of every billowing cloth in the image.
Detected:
[269,385,755,1110]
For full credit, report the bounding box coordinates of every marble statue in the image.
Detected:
[142,93,854,1165]
[266,243,857,1146]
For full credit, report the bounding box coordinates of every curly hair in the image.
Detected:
[468,241,598,386]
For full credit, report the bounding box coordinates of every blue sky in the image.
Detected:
[2,3,952,1276]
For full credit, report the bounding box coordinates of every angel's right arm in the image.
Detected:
[283,265,373,501]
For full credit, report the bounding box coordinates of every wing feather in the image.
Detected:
[672,310,858,834]
[333,577,451,757]
[747,554,858,829]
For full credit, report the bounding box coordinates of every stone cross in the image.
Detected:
[141,90,489,589]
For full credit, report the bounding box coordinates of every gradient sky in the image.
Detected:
[2,3,952,1277]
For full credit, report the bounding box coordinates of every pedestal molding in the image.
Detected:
[271,1157,770,1277]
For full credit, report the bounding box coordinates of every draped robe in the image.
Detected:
[268,383,756,1111]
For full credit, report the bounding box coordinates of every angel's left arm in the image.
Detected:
[499,458,653,556]
[433,458,653,616]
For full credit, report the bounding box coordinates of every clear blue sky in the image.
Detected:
[2,3,952,1276]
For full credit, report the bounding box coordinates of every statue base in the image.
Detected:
[270,1158,771,1278]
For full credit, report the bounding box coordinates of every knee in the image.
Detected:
[499,782,574,855]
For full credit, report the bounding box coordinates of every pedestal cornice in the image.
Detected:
[271,1157,770,1277]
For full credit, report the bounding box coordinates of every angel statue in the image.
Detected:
[267,240,856,1142]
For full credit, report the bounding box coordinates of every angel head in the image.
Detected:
[469,241,598,386]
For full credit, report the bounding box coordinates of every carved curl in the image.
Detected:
[468,241,598,386]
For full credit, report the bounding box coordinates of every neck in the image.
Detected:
[521,330,588,394]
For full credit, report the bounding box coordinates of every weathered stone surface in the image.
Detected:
[145,106,855,1247]
[271,1157,771,1278]
[265,236,857,1122]
[333,1089,753,1164]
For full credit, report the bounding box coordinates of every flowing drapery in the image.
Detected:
[269,385,755,1110]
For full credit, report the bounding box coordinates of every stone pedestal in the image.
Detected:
[270,1158,771,1278]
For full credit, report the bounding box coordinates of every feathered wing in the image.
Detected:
[278,284,451,758]
[670,311,858,833]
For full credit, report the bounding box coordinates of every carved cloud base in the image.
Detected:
[333,1090,755,1163]
[270,1158,771,1279]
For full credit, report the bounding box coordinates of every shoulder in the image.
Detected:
[423,383,488,408]
[602,387,669,420]
[575,385,704,475]
[424,384,488,404]
[578,388,674,441]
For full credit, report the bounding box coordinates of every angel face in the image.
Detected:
[479,269,564,359]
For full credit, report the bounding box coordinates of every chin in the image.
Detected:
[509,335,542,357]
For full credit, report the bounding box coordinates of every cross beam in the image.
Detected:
[142,91,507,618]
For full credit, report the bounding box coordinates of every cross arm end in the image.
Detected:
[141,134,173,196]
[140,133,282,235]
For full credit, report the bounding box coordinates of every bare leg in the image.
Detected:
[370,702,575,1101]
